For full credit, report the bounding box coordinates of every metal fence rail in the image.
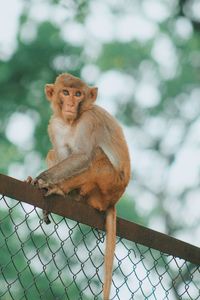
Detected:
[0,174,200,300]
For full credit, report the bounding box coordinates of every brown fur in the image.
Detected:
[35,73,131,299]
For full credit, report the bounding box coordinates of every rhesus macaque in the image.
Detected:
[27,73,130,300]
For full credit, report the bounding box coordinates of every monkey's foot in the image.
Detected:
[74,193,83,202]
[26,176,65,197]
[36,179,65,197]
[42,209,51,224]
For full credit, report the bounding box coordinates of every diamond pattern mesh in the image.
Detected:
[0,194,199,300]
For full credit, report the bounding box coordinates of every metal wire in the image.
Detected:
[0,194,199,300]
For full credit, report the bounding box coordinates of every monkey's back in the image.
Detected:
[85,105,131,187]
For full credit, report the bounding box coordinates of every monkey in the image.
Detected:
[27,73,131,300]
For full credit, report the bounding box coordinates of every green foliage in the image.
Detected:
[98,41,153,73]
[0,142,22,174]
[116,195,146,225]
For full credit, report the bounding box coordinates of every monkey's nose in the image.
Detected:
[66,102,74,107]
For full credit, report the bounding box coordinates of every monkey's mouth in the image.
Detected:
[64,110,76,115]
[63,111,77,120]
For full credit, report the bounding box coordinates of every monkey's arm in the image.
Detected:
[36,152,91,184]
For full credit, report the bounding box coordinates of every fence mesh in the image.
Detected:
[0,194,200,300]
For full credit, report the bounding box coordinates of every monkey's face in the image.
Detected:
[45,73,98,123]
[58,87,85,121]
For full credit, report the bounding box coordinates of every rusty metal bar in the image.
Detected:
[0,173,200,265]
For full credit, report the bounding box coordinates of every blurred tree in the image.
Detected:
[0,0,200,298]
[0,20,83,174]
[178,0,200,30]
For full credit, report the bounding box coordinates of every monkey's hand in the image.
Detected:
[26,176,39,186]
[36,172,65,197]
[26,175,64,197]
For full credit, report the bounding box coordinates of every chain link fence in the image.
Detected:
[0,175,200,300]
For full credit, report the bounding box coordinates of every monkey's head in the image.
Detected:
[45,73,98,123]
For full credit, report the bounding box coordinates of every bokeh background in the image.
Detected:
[0,0,200,248]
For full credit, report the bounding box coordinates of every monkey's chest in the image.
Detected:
[52,125,75,160]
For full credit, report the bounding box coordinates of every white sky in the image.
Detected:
[0,0,23,59]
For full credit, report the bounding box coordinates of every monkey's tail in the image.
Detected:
[103,206,116,300]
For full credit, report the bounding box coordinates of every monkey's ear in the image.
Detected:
[89,87,98,102]
[45,84,55,101]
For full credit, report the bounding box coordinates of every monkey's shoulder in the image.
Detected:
[80,105,130,169]
[81,105,122,132]
[91,105,118,122]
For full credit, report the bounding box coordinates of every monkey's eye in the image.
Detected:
[75,91,82,97]
[63,89,69,96]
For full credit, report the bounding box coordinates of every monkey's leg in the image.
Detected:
[87,189,108,211]
[58,150,118,208]
[58,171,95,195]
[57,149,114,197]
[58,176,108,211]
